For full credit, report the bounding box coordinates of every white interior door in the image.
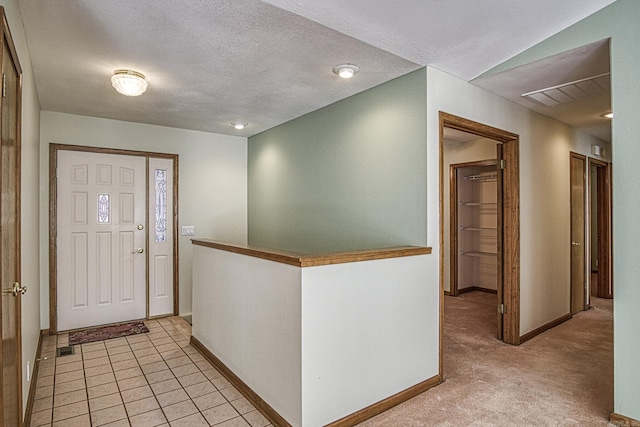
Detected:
[148,157,175,317]
[57,151,147,331]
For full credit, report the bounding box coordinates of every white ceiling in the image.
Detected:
[18,0,616,138]
[473,39,612,142]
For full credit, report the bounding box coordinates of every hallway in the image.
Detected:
[360,291,614,426]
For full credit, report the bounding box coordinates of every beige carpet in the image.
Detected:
[359,291,614,426]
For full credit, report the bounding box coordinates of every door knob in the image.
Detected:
[137,224,144,230]
[571,242,581,246]
[2,282,27,297]
[132,248,144,254]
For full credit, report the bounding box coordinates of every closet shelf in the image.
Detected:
[460,251,497,258]
[459,226,497,231]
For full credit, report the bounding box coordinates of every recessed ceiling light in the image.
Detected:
[602,112,613,119]
[332,64,359,79]
[111,69,147,96]
[231,121,248,130]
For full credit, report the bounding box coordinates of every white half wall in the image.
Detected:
[301,255,436,426]
[39,111,248,326]
[191,243,436,427]
[192,246,303,426]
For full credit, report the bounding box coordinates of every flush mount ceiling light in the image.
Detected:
[332,64,359,79]
[111,69,148,96]
[602,112,613,119]
[231,121,248,130]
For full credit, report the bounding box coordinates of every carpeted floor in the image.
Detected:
[359,291,614,426]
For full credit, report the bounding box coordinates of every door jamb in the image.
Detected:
[439,112,520,345]
[588,157,613,299]
[49,144,180,334]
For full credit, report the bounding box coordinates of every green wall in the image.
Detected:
[481,0,640,419]
[248,68,427,253]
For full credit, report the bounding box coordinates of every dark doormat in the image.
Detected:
[68,321,149,346]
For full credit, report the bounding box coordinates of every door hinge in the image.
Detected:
[498,303,506,314]
[2,73,6,98]
[499,160,506,170]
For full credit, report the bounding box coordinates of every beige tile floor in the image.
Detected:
[30,317,273,427]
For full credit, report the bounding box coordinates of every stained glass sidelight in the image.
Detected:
[155,169,167,242]
[97,193,110,223]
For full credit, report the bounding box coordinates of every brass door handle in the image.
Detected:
[3,282,27,297]
[571,242,581,247]
[132,248,144,254]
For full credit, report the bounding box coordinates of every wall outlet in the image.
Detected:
[181,226,195,236]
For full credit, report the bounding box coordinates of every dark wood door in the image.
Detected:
[570,153,586,314]
[0,9,23,427]
[589,159,612,299]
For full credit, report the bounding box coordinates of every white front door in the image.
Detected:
[57,151,147,331]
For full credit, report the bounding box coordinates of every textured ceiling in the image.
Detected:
[18,0,616,137]
[261,0,615,80]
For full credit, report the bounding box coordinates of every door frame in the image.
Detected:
[588,157,613,299]
[0,6,23,424]
[49,144,179,334]
[449,159,498,298]
[439,112,520,346]
[570,152,587,314]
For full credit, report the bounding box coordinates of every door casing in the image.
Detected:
[439,112,520,358]
[49,144,179,334]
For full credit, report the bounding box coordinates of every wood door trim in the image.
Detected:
[496,143,504,340]
[49,144,180,334]
[145,157,150,320]
[440,112,520,346]
[0,6,24,424]
[588,157,612,298]
[449,165,457,297]
[449,159,497,297]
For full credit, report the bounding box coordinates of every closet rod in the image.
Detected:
[463,172,497,181]
[460,250,497,258]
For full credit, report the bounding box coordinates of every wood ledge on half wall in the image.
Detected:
[191,238,432,267]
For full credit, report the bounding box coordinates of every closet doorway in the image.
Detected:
[440,113,520,345]
[450,160,499,297]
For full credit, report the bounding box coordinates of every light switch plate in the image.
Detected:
[181,226,195,236]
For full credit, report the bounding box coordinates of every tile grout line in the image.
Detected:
[33,319,271,427]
